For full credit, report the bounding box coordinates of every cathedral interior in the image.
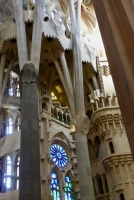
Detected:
[0,0,134,200]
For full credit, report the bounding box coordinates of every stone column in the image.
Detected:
[71,115,95,200]
[19,63,41,200]
[67,0,95,198]
[92,0,134,158]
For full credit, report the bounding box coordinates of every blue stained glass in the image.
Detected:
[64,176,74,200]
[51,172,61,200]
[50,144,68,167]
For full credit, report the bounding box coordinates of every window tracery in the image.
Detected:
[4,156,12,191]
[51,172,60,200]
[64,176,74,200]
[50,144,68,167]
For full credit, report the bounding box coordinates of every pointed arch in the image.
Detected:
[51,165,63,182]
[52,132,71,148]
[42,102,48,111]
[65,170,75,183]
[51,166,63,200]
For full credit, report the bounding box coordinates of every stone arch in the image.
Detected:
[42,102,48,111]
[65,170,75,183]
[51,132,71,148]
[92,134,101,145]
[51,165,63,181]
[88,136,103,161]
[51,165,64,198]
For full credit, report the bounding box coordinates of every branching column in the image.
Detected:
[68,0,95,199]
[19,63,41,200]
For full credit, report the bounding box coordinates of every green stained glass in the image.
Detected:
[64,176,74,200]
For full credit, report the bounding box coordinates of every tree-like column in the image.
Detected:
[68,0,95,199]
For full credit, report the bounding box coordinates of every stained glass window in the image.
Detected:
[6,117,13,135]
[64,176,74,200]
[51,172,60,200]
[15,156,20,190]
[4,156,12,191]
[50,144,68,167]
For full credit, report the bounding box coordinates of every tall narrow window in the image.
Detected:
[15,116,20,131]
[43,84,47,94]
[102,174,109,193]
[6,117,13,135]
[15,156,20,190]
[96,174,104,194]
[95,137,102,159]
[16,82,20,97]
[9,77,13,96]
[92,177,96,196]
[64,176,74,200]
[51,172,60,200]
[4,156,12,191]
[109,142,114,154]
[120,194,125,200]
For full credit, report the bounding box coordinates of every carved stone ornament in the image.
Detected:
[83,0,91,4]
[70,114,90,134]
[21,63,38,84]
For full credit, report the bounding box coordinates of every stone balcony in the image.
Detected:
[2,95,20,109]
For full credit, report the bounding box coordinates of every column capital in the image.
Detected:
[21,62,38,84]
[70,114,90,134]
